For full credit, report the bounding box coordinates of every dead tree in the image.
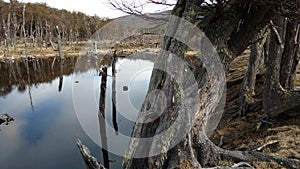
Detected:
[30,15,34,47]
[112,51,119,134]
[98,67,110,168]
[58,60,64,92]
[22,4,27,55]
[54,26,64,60]
[12,12,18,50]
[76,139,106,169]
[2,13,11,54]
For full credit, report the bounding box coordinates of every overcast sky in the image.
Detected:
[4,0,176,18]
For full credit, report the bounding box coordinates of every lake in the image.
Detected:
[0,55,154,169]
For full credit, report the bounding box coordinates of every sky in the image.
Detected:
[4,0,176,18]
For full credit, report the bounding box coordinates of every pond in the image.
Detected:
[0,55,154,169]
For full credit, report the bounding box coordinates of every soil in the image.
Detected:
[211,50,300,168]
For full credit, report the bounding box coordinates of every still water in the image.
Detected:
[0,56,154,169]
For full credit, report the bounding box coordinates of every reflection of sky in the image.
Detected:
[0,74,122,169]
[73,58,154,156]
[0,58,153,169]
[114,58,154,122]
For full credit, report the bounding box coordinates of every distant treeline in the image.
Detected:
[0,0,111,50]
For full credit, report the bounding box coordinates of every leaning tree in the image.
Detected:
[79,0,300,168]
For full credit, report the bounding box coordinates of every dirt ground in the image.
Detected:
[211,51,300,169]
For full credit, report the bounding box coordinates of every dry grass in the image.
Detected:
[251,162,285,169]
[0,44,81,61]
[0,40,164,61]
[179,160,199,169]
[211,53,300,169]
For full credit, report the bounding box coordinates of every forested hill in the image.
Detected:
[0,0,111,46]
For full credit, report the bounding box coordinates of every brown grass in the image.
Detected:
[211,53,300,169]
[0,44,81,60]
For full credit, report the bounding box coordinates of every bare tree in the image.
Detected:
[22,4,27,54]
[2,13,11,54]
[54,26,64,60]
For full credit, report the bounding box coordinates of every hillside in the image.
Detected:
[0,0,111,58]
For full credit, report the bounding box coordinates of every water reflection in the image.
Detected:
[98,67,110,168]
[0,57,77,96]
[111,53,119,135]
[58,59,64,92]
[0,55,154,169]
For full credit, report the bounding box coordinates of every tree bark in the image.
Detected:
[3,13,11,54]
[76,139,106,169]
[122,1,299,169]
[12,13,18,51]
[54,26,64,60]
[98,67,110,168]
[239,27,269,115]
[280,19,300,90]
[263,16,300,117]
[112,51,119,134]
[22,5,27,55]
[58,60,64,92]
[123,0,299,169]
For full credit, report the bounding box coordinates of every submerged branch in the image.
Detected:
[0,114,14,125]
[76,139,105,169]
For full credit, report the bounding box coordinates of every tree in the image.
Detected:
[0,0,110,54]
[106,0,300,169]
[239,27,269,115]
[280,18,300,90]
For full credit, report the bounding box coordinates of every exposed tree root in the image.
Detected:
[221,149,299,169]
[193,138,300,169]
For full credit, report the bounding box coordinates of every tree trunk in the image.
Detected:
[98,67,110,168]
[263,16,300,118]
[112,51,119,134]
[239,27,269,115]
[280,19,299,90]
[58,60,63,92]
[22,5,27,55]
[30,15,35,48]
[12,13,18,51]
[123,1,299,169]
[3,13,11,54]
[54,26,64,60]
[7,13,11,48]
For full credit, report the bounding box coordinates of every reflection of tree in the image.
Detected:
[76,67,111,169]
[112,51,119,135]
[0,57,78,96]
[58,59,64,92]
[77,53,120,169]
[98,67,110,168]
[25,58,34,112]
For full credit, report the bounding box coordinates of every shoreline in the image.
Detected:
[0,44,166,62]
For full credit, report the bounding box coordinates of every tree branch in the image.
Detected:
[76,139,106,169]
